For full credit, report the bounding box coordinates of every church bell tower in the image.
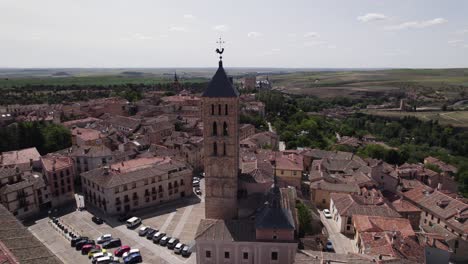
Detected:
[202,39,239,220]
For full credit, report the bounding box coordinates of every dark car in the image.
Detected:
[167,238,180,249]
[159,236,170,247]
[71,236,88,247]
[118,214,131,222]
[152,232,166,243]
[103,238,122,249]
[145,228,158,239]
[92,216,104,225]
[75,239,95,250]
[181,245,192,257]
[123,253,142,264]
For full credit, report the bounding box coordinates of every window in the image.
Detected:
[206,250,211,258]
[211,104,215,115]
[212,122,217,136]
[223,122,228,136]
[347,226,351,231]
[271,252,278,260]
[68,186,71,192]
[243,252,248,259]
[218,104,221,115]
[223,143,227,156]
[180,179,184,186]
[213,142,218,156]
[224,251,230,259]
[281,170,284,175]
[225,104,228,115]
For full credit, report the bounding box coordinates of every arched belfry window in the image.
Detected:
[211,104,215,115]
[212,122,217,136]
[223,122,228,136]
[223,143,227,156]
[225,104,228,115]
[218,104,221,115]
[213,142,218,156]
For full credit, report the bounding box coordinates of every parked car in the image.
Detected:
[145,228,158,239]
[159,236,170,247]
[89,248,107,258]
[126,217,141,229]
[71,236,88,247]
[138,226,149,236]
[102,238,122,249]
[181,245,192,257]
[122,249,140,258]
[123,253,142,264]
[174,243,185,254]
[195,188,202,195]
[82,244,101,255]
[92,216,104,225]
[88,248,107,258]
[167,238,180,249]
[91,252,112,263]
[75,240,95,250]
[152,232,166,243]
[326,240,334,252]
[96,255,118,264]
[323,209,332,219]
[97,234,113,244]
[192,180,200,187]
[114,245,131,257]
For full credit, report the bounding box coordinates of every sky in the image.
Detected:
[1,0,468,68]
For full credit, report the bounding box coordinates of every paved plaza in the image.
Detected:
[28,180,205,264]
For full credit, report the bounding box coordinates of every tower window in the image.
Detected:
[213,142,218,156]
[225,104,228,115]
[223,122,228,136]
[218,104,221,115]
[243,252,249,259]
[211,104,215,115]
[271,252,278,260]
[206,250,211,258]
[212,122,217,136]
[223,143,227,156]
[224,251,230,259]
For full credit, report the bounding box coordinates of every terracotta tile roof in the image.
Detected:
[62,117,101,128]
[40,154,73,172]
[310,180,360,193]
[331,193,400,218]
[69,145,113,158]
[195,219,256,241]
[402,186,468,220]
[359,232,424,263]
[71,127,104,141]
[390,199,421,213]
[353,215,415,237]
[0,204,63,263]
[0,148,40,166]
[424,156,458,174]
[275,152,302,171]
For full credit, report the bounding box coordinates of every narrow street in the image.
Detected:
[319,210,356,254]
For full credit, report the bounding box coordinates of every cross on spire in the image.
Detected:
[215,37,225,62]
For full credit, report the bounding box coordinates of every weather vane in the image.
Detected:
[216,37,225,61]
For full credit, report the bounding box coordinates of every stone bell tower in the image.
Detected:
[202,40,239,220]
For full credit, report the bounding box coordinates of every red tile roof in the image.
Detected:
[354,215,415,238]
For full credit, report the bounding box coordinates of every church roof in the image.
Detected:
[202,61,239,98]
[255,185,295,230]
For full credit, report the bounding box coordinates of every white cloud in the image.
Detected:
[133,33,153,40]
[304,32,319,38]
[357,13,387,23]
[247,31,262,38]
[448,40,463,44]
[385,18,447,30]
[169,26,187,32]
[455,29,468,35]
[183,14,195,19]
[327,45,337,49]
[213,25,228,32]
[304,41,327,47]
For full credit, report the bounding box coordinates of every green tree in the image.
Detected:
[295,201,312,237]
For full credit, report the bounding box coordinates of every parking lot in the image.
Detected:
[28,179,205,264]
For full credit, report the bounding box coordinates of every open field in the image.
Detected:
[363,109,468,128]
[268,68,468,99]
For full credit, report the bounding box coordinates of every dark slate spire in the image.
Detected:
[201,40,239,98]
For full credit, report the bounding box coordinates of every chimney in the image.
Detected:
[437,183,442,190]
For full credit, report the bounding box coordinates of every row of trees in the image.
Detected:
[0,122,72,155]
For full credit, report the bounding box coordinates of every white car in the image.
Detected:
[97,234,112,244]
[323,209,332,219]
[92,252,112,264]
[122,248,140,258]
